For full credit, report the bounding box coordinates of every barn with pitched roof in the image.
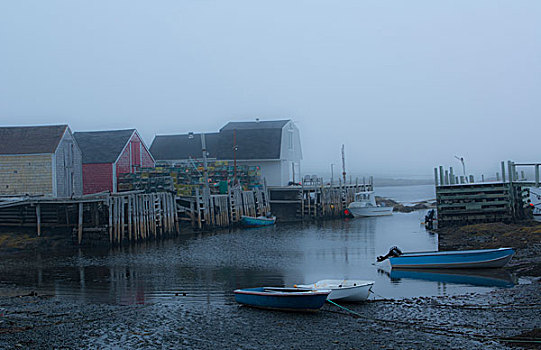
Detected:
[74,129,155,194]
[0,125,83,197]
[150,119,302,186]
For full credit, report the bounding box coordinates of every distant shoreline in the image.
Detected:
[373,179,434,187]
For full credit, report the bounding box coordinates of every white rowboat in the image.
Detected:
[295,279,374,302]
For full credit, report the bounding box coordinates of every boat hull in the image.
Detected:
[240,216,276,227]
[234,287,330,312]
[296,280,374,302]
[348,207,393,217]
[389,248,515,269]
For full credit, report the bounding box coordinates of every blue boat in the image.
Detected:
[234,287,330,312]
[380,247,515,269]
[240,215,276,228]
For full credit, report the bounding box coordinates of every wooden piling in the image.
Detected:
[36,204,41,237]
[77,202,83,245]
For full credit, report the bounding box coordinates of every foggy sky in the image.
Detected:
[0,1,539,179]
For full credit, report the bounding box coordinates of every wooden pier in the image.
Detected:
[0,191,180,245]
[434,161,536,228]
[176,186,271,229]
[269,178,373,222]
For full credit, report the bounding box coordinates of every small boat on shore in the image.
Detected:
[240,215,276,227]
[295,279,374,302]
[347,191,393,217]
[233,287,330,312]
[377,247,515,269]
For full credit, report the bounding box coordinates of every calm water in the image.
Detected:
[0,186,515,306]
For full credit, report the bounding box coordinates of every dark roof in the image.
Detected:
[74,129,136,164]
[0,125,68,155]
[216,128,282,160]
[220,119,289,131]
[150,120,291,161]
[150,133,220,161]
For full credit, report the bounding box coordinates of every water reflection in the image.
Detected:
[387,268,516,288]
[0,211,514,305]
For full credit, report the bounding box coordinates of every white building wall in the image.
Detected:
[237,160,283,187]
[54,128,83,197]
[279,121,302,185]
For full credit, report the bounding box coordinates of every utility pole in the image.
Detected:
[341,145,346,184]
[201,133,209,186]
[233,129,238,185]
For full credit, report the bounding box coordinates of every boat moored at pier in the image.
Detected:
[347,191,393,217]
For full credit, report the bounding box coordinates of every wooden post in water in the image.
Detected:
[301,181,305,219]
[36,204,41,237]
[128,196,132,241]
[120,196,125,244]
[449,167,455,185]
[434,168,439,187]
[501,161,506,182]
[78,202,83,245]
[195,188,202,229]
[108,197,113,244]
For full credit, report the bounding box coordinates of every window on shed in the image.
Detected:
[288,129,294,150]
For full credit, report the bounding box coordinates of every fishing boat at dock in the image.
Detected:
[347,191,393,217]
[240,215,276,227]
[295,279,374,302]
[377,247,515,269]
[233,287,330,312]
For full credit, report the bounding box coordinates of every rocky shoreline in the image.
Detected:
[376,196,435,213]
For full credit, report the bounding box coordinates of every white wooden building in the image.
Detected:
[150,119,303,186]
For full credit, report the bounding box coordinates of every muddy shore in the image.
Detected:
[437,221,541,277]
[0,279,539,349]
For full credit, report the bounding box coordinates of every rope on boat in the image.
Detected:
[325,300,364,318]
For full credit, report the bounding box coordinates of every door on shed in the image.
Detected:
[130,140,141,173]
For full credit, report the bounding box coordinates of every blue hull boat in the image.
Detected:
[388,248,515,269]
[234,287,330,312]
[240,215,276,228]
